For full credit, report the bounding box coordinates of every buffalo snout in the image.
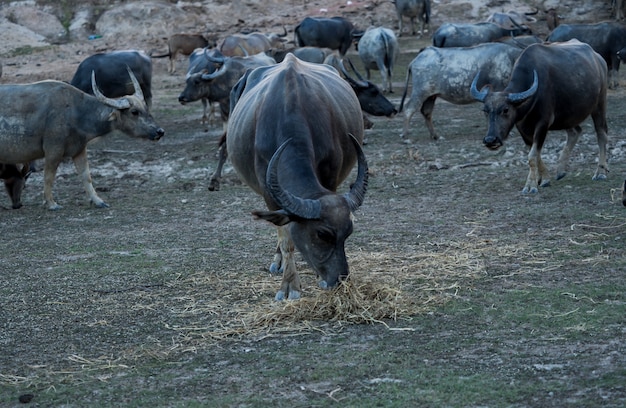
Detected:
[151,127,165,141]
[483,135,503,150]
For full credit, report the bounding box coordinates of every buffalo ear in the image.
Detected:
[252,209,293,226]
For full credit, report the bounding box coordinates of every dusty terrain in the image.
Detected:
[1,0,625,406]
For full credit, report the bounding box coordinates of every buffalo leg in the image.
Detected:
[421,96,438,140]
[591,110,609,181]
[209,132,227,191]
[42,157,63,210]
[523,143,542,194]
[73,148,109,208]
[274,226,301,301]
[556,127,582,180]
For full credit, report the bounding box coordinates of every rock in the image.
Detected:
[0,2,67,44]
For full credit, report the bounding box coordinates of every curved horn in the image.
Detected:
[201,63,228,81]
[204,47,226,64]
[525,7,539,16]
[346,57,367,82]
[470,72,489,102]
[343,134,368,212]
[278,26,288,37]
[339,58,367,87]
[91,70,131,109]
[126,65,144,102]
[507,70,538,103]
[266,139,321,219]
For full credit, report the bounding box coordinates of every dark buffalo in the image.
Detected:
[186,48,225,124]
[393,0,431,37]
[546,22,626,88]
[471,40,608,193]
[178,52,275,191]
[151,33,212,74]
[399,42,523,139]
[294,17,362,56]
[0,68,164,210]
[357,27,399,93]
[433,22,532,47]
[219,29,287,57]
[0,163,30,209]
[71,50,154,108]
[546,8,560,31]
[226,54,368,300]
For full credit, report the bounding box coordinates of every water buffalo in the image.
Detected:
[185,48,224,124]
[399,43,523,139]
[151,33,212,74]
[471,40,608,193]
[227,54,368,300]
[294,17,362,56]
[393,0,430,37]
[433,22,532,48]
[486,9,537,29]
[0,163,30,209]
[0,68,164,210]
[219,29,287,57]
[71,50,154,108]
[546,22,626,88]
[357,27,399,93]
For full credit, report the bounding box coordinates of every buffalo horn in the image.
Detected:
[91,70,131,109]
[126,66,145,102]
[203,47,226,64]
[343,134,368,212]
[266,139,322,219]
[201,63,228,80]
[339,58,367,87]
[470,72,489,102]
[507,70,538,103]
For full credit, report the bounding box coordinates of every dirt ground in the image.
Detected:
[1,1,625,406]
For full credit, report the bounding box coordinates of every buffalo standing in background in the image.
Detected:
[471,40,608,193]
[357,27,399,93]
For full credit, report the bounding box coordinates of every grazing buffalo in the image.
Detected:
[151,33,213,74]
[399,43,522,139]
[471,40,608,193]
[219,29,287,57]
[71,50,154,107]
[227,54,368,300]
[357,27,399,93]
[546,22,626,88]
[0,68,164,210]
[433,22,532,47]
[393,0,430,37]
[0,163,30,209]
[294,17,362,56]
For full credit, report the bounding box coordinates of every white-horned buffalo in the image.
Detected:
[294,17,362,56]
[227,54,368,300]
[393,0,430,37]
[399,43,523,139]
[71,50,154,108]
[357,27,399,93]
[471,40,608,193]
[0,68,164,210]
[546,22,626,89]
[0,163,30,209]
[433,22,532,48]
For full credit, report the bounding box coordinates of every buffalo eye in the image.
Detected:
[316,228,336,244]
[130,108,139,116]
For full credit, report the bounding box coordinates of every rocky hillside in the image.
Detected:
[0,0,616,82]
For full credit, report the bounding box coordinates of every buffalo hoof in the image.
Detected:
[556,172,567,180]
[592,174,608,181]
[93,201,110,208]
[522,186,539,194]
[208,178,220,191]
[274,290,300,301]
[269,263,283,275]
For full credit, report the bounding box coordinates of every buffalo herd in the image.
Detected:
[2,2,626,298]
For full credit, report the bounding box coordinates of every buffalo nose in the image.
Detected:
[178,95,186,104]
[483,136,502,150]
[153,127,165,140]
